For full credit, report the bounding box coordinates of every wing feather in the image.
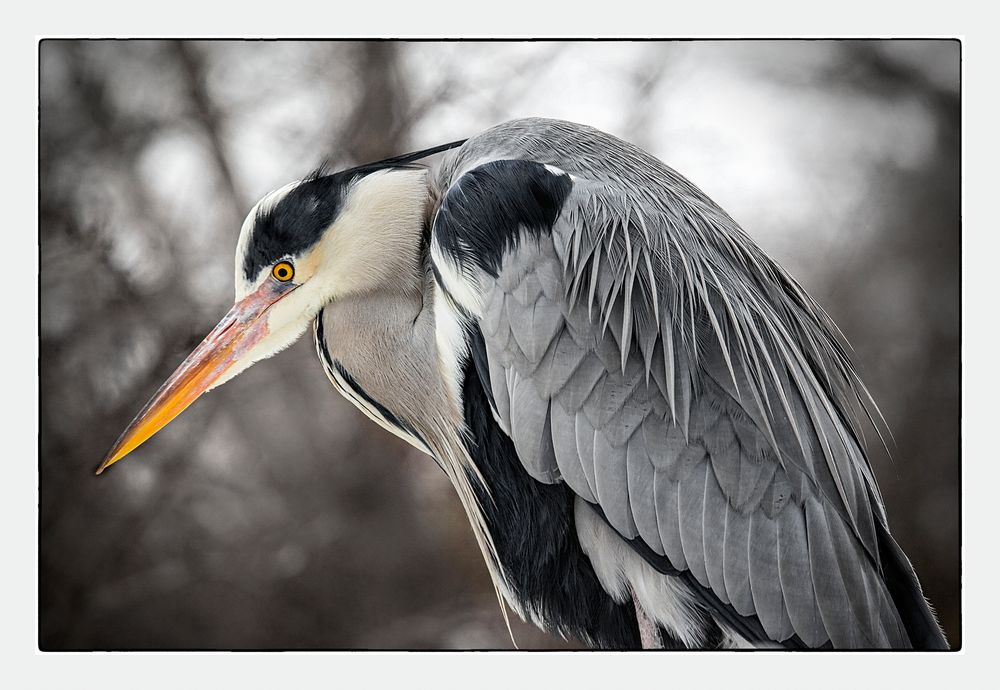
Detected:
[722,506,754,617]
[677,458,710,588]
[776,503,827,647]
[593,425,639,538]
[550,401,597,503]
[431,143,940,648]
[653,467,688,570]
[626,436,664,555]
[748,510,796,641]
[702,466,731,604]
[508,369,559,483]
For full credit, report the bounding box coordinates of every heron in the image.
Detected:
[98,117,948,650]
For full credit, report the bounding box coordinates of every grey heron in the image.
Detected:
[98,117,948,650]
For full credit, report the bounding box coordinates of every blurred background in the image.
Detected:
[39,40,960,650]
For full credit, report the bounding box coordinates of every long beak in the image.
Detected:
[96,281,295,475]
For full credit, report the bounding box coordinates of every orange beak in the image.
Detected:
[96,280,296,475]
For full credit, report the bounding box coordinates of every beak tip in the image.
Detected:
[95,451,120,476]
[95,286,274,480]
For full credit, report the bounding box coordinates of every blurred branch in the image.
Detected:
[840,42,958,109]
[477,43,568,124]
[387,70,460,145]
[622,44,674,148]
[831,42,959,149]
[173,41,247,225]
[334,42,411,163]
[56,44,183,274]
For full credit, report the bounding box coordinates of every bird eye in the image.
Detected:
[272,261,295,282]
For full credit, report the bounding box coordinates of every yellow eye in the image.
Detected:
[272,261,295,282]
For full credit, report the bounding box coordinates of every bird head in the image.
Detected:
[96,157,440,475]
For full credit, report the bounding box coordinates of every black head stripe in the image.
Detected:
[243,173,348,281]
[351,138,468,171]
[242,139,468,282]
[318,138,470,181]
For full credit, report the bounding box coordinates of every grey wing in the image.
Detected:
[432,144,942,649]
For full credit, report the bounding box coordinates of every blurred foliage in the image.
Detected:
[39,40,960,649]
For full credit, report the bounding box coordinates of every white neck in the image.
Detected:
[310,168,431,305]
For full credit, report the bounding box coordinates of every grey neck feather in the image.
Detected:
[319,274,441,429]
[316,220,446,444]
[313,207,512,630]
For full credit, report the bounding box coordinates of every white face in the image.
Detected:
[207,181,310,391]
[98,165,431,473]
[215,167,432,389]
[96,162,434,476]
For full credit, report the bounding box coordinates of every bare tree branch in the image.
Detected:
[173,41,247,225]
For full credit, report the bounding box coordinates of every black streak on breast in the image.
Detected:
[462,324,646,649]
[314,309,427,449]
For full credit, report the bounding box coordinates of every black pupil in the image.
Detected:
[277,266,288,278]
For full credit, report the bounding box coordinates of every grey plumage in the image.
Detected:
[432,117,946,649]
[102,113,947,649]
